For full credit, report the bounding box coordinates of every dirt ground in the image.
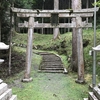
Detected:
[0,51,25,79]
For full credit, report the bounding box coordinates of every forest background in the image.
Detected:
[0,0,100,43]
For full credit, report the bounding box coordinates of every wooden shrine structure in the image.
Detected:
[11,1,99,82]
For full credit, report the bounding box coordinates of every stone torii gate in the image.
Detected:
[11,5,99,82]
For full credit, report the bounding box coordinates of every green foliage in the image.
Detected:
[14,0,36,9]
[0,0,36,43]
[12,32,72,57]
[12,32,28,46]
[96,1,100,7]
[93,0,100,9]
[0,0,10,11]
[32,0,43,9]
[12,29,100,81]
[82,29,100,82]
[0,1,11,42]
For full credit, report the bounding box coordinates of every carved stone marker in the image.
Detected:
[92,45,100,51]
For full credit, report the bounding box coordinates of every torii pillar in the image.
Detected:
[22,17,34,82]
[53,0,59,39]
[72,0,85,83]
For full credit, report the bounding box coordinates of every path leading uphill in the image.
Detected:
[38,52,67,73]
[10,52,89,100]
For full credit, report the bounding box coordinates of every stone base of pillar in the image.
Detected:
[89,84,95,90]
[0,79,3,83]
[22,77,33,82]
[75,79,86,84]
[63,68,68,74]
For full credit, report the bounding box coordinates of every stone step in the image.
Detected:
[0,89,12,100]
[41,65,63,68]
[42,56,61,61]
[41,67,64,70]
[42,53,59,56]
[42,61,62,64]
[84,98,88,100]
[41,63,63,67]
[0,83,8,95]
[42,59,62,62]
[88,92,98,100]
[93,86,100,100]
[98,83,100,88]
[38,70,64,73]
[41,64,63,67]
[39,52,53,55]
[9,95,17,100]
[39,52,66,73]
[42,58,61,62]
[0,79,3,84]
[42,64,63,66]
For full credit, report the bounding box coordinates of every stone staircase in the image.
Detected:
[84,83,100,100]
[0,79,17,100]
[38,52,67,73]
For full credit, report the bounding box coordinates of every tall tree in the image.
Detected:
[71,0,78,72]
[0,0,10,42]
[14,0,35,9]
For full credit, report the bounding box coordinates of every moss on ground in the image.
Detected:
[10,51,89,100]
[3,29,100,99]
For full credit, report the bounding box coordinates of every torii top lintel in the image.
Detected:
[11,7,99,18]
[11,7,99,13]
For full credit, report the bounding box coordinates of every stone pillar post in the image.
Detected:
[23,17,34,82]
[72,0,85,83]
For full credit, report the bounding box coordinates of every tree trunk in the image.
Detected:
[71,0,78,72]
[53,0,59,40]
[54,0,59,10]
[15,16,20,33]
[42,18,44,34]
[9,3,15,75]
[86,0,89,30]
[68,0,70,32]
[0,2,1,42]
[0,19,1,42]
[72,26,78,72]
